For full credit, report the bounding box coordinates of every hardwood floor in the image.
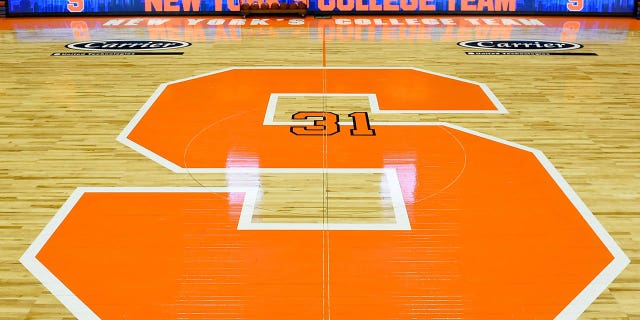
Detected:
[1,15,639,319]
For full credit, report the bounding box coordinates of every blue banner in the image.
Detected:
[7,0,635,15]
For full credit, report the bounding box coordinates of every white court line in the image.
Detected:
[263,92,505,127]
[237,168,410,230]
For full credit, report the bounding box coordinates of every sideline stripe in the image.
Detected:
[322,27,327,67]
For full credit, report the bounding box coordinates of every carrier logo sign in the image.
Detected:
[458,40,583,51]
[54,40,190,56]
[65,40,191,51]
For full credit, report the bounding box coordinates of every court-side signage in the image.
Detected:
[458,40,583,51]
[66,40,191,51]
[459,39,597,55]
[53,40,190,56]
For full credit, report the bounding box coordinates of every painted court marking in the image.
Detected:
[20,66,630,320]
[118,66,507,173]
[116,67,626,318]
[264,92,505,127]
[236,168,410,230]
[20,180,629,319]
[20,187,257,320]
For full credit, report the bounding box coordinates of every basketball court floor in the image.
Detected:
[1,14,639,319]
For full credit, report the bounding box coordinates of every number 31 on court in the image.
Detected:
[290,112,376,136]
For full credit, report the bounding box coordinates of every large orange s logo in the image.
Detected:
[22,67,627,320]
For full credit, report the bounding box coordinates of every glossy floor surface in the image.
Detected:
[1,14,640,319]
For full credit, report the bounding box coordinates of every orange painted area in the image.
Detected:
[128,68,495,169]
[33,67,616,318]
[326,69,491,109]
[36,162,614,318]
[37,192,325,319]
